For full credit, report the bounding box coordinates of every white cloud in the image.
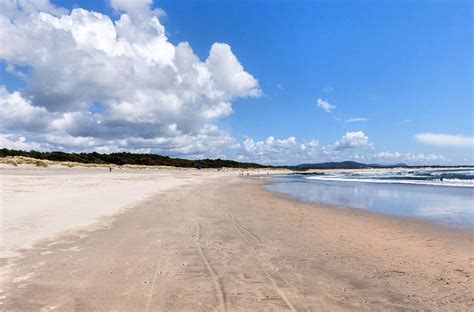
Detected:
[110,0,153,13]
[237,136,319,165]
[0,86,50,132]
[316,98,335,113]
[415,133,474,149]
[235,134,433,166]
[0,0,260,157]
[334,131,373,150]
[0,0,68,17]
[299,139,318,152]
[344,117,368,123]
[206,43,261,98]
[242,136,296,156]
[0,134,51,151]
[370,151,445,163]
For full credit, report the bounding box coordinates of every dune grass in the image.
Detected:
[0,156,195,170]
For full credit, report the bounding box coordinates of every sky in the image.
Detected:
[0,0,472,165]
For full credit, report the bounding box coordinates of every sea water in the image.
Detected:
[266,169,474,230]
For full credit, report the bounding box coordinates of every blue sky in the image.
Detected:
[0,0,472,165]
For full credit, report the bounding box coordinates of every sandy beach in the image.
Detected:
[0,165,232,259]
[1,167,473,311]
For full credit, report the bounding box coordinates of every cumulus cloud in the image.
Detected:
[242,136,296,154]
[344,117,368,123]
[234,133,394,165]
[370,151,445,163]
[334,131,373,150]
[316,98,335,113]
[0,134,51,151]
[206,43,261,98]
[299,140,319,152]
[0,86,50,132]
[237,136,319,165]
[241,136,295,159]
[0,0,260,156]
[110,0,154,14]
[415,133,474,149]
[210,132,445,165]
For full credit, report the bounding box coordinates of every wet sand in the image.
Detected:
[1,175,473,311]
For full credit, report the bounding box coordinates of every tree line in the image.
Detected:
[0,148,268,169]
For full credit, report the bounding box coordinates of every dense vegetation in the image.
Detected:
[0,148,267,169]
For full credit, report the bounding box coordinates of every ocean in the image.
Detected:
[266,168,474,230]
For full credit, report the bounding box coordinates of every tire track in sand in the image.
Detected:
[145,216,185,312]
[226,211,311,312]
[193,219,227,312]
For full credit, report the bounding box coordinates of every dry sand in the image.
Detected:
[1,167,473,311]
[0,165,227,259]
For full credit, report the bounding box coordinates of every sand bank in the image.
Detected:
[1,170,473,310]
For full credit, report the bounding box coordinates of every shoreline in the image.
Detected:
[264,178,474,238]
[1,172,472,310]
[265,174,474,232]
[264,179,474,234]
